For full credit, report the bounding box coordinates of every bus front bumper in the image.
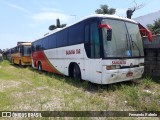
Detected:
[101,66,144,84]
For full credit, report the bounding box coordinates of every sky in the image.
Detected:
[0,0,159,50]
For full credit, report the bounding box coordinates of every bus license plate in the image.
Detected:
[126,72,133,77]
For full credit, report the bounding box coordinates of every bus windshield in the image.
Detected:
[102,19,144,58]
[23,46,31,56]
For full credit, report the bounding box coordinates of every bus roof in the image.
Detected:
[18,42,31,46]
[87,14,137,23]
[33,14,138,42]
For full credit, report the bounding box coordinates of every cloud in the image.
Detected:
[41,7,61,12]
[0,33,31,49]
[31,1,60,13]
[32,12,71,22]
[0,0,31,14]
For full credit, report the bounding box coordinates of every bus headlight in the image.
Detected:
[139,63,144,66]
[106,65,120,70]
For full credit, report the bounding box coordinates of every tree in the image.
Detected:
[49,18,67,30]
[126,0,145,19]
[0,49,2,54]
[49,25,56,30]
[95,5,116,15]
[147,19,160,35]
[56,19,60,28]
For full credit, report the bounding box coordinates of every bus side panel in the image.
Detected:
[44,44,85,78]
[32,51,62,74]
[11,53,20,64]
[22,56,32,65]
[43,44,103,84]
[84,58,102,84]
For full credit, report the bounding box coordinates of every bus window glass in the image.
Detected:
[102,19,129,58]
[125,22,144,56]
[42,37,48,50]
[32,43,36,52]
[90,22,100,58]
[84,24,91,57]
[23,46,31,56]
[69,22,83,45]
[57,29,68,47]
[85,25,90,44]
[48,34,56,49]
[102,19,143,58]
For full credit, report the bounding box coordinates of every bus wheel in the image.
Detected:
[19,60,22,66]
[12,59,14,64]
[38,62,42,71]
[73,64,81,80]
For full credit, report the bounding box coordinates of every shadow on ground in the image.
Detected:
[10,64,159,94]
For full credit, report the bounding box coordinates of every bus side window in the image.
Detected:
[90,22,100,58]
[19,46,22,53]
[85,22,100,58]
[84,24,91,57]
[32,43,35,52]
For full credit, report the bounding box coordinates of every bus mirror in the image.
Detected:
[107,29,112,41]
[98,24,112,30]
[98,24,112,41]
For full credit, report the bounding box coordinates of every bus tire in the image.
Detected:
[19,60,22,66]
[72,64,81,80]
[38,62,42,71]
[12,59,14,64]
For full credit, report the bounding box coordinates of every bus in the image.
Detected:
[3,48,12,62]
[11,42,32,66]
[0,49,3,62]
[31,14,148,84]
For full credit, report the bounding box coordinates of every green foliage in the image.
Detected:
[56,19,60,28]
[147,18,160,35]
[0,60,10,66]
[49,25,56,30]
[121,79,160,111]
[0,60,160,113]
[0,49,2,53]
[95,4,116,15]
[49,18,67,30]
[142,77,153,89]
[122,85,139,107]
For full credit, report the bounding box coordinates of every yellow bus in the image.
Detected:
[11,42,31,66]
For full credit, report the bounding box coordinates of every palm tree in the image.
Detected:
[147,18,160,35]
[49,18,66,30]
[95,5,116,15]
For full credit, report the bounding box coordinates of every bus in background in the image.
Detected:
[0,49,3,62]
[4,48,12,62]
[31,14,150,84]
[11,42,32,66]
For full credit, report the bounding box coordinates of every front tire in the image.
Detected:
[72,64,81,80]
[12,59,15,64]
[38,62,42,71]
[19,60,22,66]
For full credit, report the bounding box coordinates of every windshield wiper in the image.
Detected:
[126,34,129,49]
[130,35,141,56]
[125,34,132,57]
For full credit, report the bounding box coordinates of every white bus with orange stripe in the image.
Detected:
[32,14,146,84]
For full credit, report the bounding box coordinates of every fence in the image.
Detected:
[0,54,3,62]
[143,34,160,77]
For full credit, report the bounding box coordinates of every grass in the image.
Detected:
[0,60,160,119]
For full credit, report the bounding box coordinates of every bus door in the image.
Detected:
[84,21,102,83]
